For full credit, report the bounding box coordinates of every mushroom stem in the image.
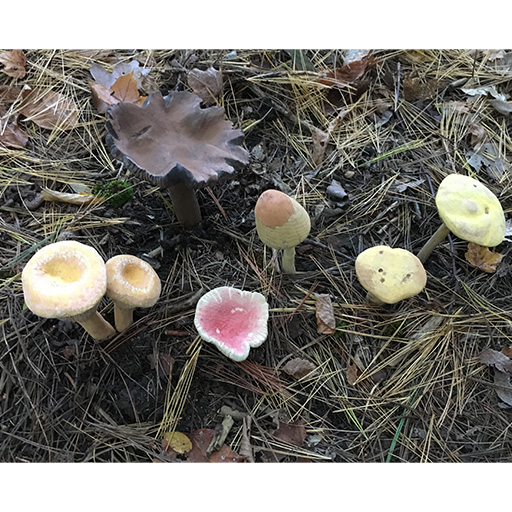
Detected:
[113,305,134,332]
[74,310,116,341]
[281,247,296,274]
[416,223,451,263]
[168,183,201,228]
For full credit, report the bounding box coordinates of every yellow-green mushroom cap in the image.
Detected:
[254,189,311,250]
[355,246,427,304]
[435,174,505,247]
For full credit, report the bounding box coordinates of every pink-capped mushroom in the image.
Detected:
[193,286,269,362]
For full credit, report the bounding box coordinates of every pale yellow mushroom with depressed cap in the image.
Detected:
[254,189,311,273]
[105,255,161,332]
[417,174,506,263]
[356,245,427,304]
[21,240,116,341]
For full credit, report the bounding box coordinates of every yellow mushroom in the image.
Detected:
[21,241,116,341]
[105,255,161,332]
[356,245,427,304]
[254,189,311,273]
[417,174,506,263]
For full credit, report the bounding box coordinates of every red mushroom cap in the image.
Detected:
[194,286,269,362]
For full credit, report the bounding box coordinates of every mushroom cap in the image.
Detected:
[105,255,161,310]
[254,189,311,250]
[355,246,427,304]
[106,90,250,189]
[435,174,506,247]
[22,241,107,319]
[194,286,269,362]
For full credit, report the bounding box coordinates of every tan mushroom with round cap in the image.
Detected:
[105,255,161,332]
[21,240,116,341]
[254,189,311,273]
[355,245,427,304]
[417,174,506,263]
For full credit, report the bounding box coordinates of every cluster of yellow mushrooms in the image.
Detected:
[21,173,507,354]
[252,173,506,304]
[21,242,161,341]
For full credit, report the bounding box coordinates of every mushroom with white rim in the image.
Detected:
[254,189,311,273]
[194,286,269,362]
[416,174,506,263]
[21,240,116,341]
[355,245,427,304]
[105,254,161,332]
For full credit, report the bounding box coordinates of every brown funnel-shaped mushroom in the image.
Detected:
[106,91,250,228]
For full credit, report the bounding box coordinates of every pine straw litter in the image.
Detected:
[1,49,512,462]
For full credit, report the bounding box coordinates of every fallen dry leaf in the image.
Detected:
[282,358,317,379]
[188,67,223,106]
[0,50,26,78]
[0,108,28,148]
[110,72,143,103]
[19,86,78,130]
[465,242,504,273]
[271,420,307,448]
[346,351,366,386]
[318,56,371,88]
[40,187,100,205]
[89,61,150,113]
[494,371,512,407]
[311,127,329,166]
[501,346,512,359]
[478,348,512,406]
[478,348,512,374]
[315,293,336,334]
[0,85,22,105]
[311,109,348,165]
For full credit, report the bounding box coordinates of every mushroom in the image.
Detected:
[105,255,161,332]
[21,240,116,341]
[106,91,250,228]
[254,189,311,273]
[417,174,506,263]
[194,286,269,362]
[355,245,427,304]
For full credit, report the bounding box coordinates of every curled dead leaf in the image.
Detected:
[40,187,101,205]
[315,293,336,334]
[89,61,151,113]
[465,242,503,273]
[0,108,28,148]
[188,67,223,106]
[478,348,512,406]
[0,50,26,78]
[19,86,78,130]
[318,56,371,88]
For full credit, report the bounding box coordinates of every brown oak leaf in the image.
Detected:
[0,50,26,78]
[465,242,503,273]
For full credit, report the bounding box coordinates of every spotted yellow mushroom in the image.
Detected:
[417,174,506,263]
[356,245,427,304]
